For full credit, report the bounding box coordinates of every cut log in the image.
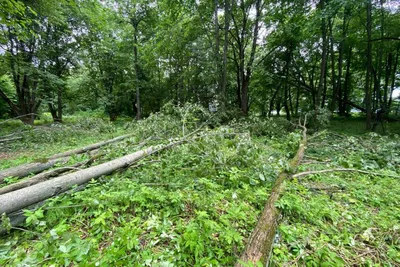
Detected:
[0,184,87,236]
[0,139,184,215]
[0,157,70,183]
[236,124,307,267]
[48,133,134,160]
[0,152,104,195]
[0,133,133,183]
[0,137,23,143]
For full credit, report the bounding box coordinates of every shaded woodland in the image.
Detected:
[0,0,399,128]
[0,1,400,266]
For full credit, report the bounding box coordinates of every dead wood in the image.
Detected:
[0,136,189,215]
[293,168,400,179]
[48,133,134,160]
[0,157,70,183]
[0,184,87,236]
[0,137,23,143]
[0,152,103,195]
[236,117,308,267]
[0,133,133,183]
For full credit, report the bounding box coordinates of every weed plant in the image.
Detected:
[0,115,297,266]
[272,131,400,266]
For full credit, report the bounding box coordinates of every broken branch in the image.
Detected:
[293,168,400,179]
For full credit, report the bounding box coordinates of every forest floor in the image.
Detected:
[0,111,399,266]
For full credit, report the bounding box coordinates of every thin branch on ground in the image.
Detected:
[0,137,23,143]
[0,113,38,125]
[293,168,400,179]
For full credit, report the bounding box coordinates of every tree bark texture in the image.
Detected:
[0,147,154,215]
[0,157,70,184]
[0,152,103,195]
[316,0,328,111]
[0,134,133,183]
[235,124,307,267]
[365,0,373,129]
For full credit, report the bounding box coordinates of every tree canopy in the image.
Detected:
[0,0,399,128]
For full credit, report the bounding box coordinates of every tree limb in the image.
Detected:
[292,168,400,179]
[236,117,307,266]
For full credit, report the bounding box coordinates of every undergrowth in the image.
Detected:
[1,106,398,266]
[0,105,298,266]
[272,131,400,266]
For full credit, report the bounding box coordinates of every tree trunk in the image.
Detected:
[214,0,221,95]
[0,138,186,215]
[341,46,352,116]
[48,103,61,123]
[57,87,63,122]
[0,147,152,215]
[268,85,281,117]
[131,19,141,121]
[388,49,399,109]
[0,157,70,184]
[0,134,134,183]
[365,0,373,130]
[234,0,262,115]
[221,0,231,108]
[383,53,392,109]
[328,17,339,113]
[236,123,307,266]
[283,50,292,121]
[0,151,104,195]
[295,82,300,116]
[316,0,328,112]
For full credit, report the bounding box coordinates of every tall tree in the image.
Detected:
[365,0,373,129]
[231,0,263,114]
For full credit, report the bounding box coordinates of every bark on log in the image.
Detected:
[0,184,87,236]
[0,137,23,143]
[0,141,181,215]
[48,133,133,160]
[236,126,307,267]
[0,157,70,183]
[0,134,133,183]
[0,152,104,195]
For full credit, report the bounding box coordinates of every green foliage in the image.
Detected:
[272,131,400,266]
[0,74,15,118]
[0,113,296,266]
[0,115,129,170]
[305,108,332,131]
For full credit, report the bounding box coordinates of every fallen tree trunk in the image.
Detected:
[235,123,307,267]
[0,139,184,215]
[0,137,23,143]
[0,152,104,195]
[0,134,133,183]
[0,184,87,236]
[48,133,134,160]
[0,157,70,183]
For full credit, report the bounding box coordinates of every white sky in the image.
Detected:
[393,88,400,99]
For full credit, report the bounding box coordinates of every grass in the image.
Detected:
[329,115,400,136]
[272,128,400,266]
[0,113,399,266]
[0,114,132,170]
[0,118,295,266]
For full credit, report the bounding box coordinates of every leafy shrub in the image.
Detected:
[305,108,332,130]
[228,116,292,138]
